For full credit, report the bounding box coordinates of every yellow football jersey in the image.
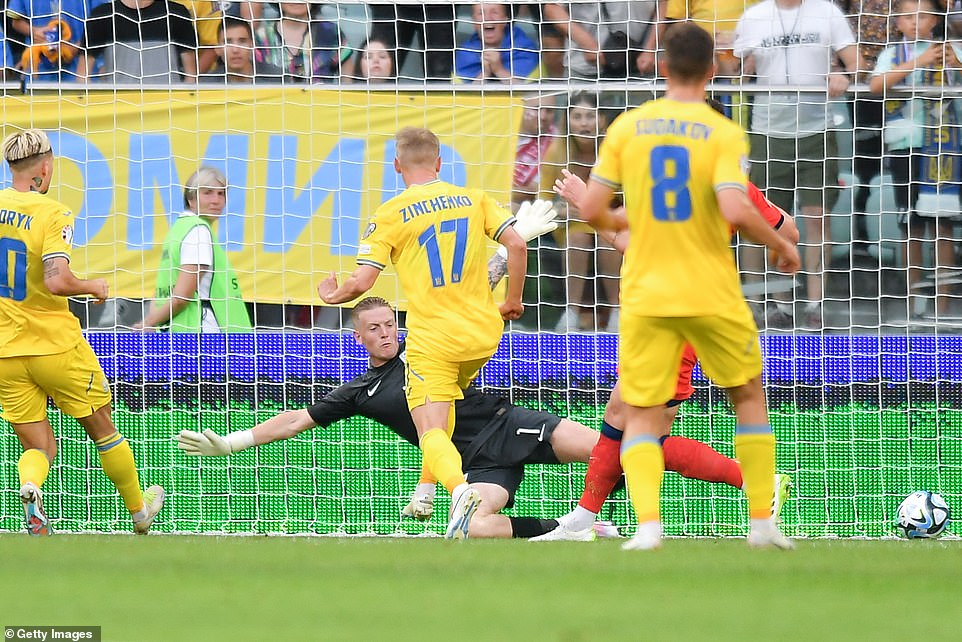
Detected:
[0,188,83,357]
[591,98,749,317]
[665,0,760,33]
[357,180,515,360]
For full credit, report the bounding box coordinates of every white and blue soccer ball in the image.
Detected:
[896,491,950,539]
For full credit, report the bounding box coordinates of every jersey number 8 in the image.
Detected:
[0,237,28,301]
[650,145,692,222]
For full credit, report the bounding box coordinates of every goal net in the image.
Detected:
[0,0,958,538]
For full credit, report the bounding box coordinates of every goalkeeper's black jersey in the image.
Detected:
[306,342,508,451]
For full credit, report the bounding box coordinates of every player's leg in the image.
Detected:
[690,312,792,549]
[0,356,57,535]
[617,315,685,550]
[11,420,56,537]
[75,406,163,534]
[406,353,485,539]
[39,342,164,534]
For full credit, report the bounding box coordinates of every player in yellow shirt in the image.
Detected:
[0,129,165,536]
[318,126,527,539]
[579,24,800,550]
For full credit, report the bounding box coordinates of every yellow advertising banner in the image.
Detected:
[0,89,520,306]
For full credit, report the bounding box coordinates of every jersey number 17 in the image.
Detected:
[418,217,468,287]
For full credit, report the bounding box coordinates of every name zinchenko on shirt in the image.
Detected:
[400,195,473,223]
[635,118,714,141]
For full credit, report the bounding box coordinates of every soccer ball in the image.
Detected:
[896,491,950,539]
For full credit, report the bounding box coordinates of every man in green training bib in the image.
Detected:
[137,167,251,332]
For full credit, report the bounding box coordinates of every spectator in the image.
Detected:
[200,17,283,84]
[7,0,102,80]
[839,0,894,259]
[137,167,252,333]
[564,1,659,79]
[80,0,197,83]
[455,2,539,83]
[1,24,19,80]
[733,0,861,330]
[870,0,962,320]
[174,0,223,73]
[368,4,456,81]
[664,1,759,77]
[254,1,353,83]
[540,91,620,332]
[509,3,598,79]
[513,92,559,209]
[344,37,396,83]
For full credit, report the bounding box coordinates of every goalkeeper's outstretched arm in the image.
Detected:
[177,410,316,456]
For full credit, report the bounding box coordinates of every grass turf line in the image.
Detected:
[0,535,958,641]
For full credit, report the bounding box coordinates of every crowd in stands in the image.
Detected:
[4,1,962,331]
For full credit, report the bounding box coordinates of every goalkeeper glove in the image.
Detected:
[512,199,558,243]
[176,429,254,456]
[400,494,435,521]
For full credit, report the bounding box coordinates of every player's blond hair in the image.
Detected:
[2,129,52,170]
[395,127,440,168]
[183,166,228,209]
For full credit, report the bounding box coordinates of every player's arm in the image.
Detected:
[487,199,558,289]
[42,256,108,302]
[317,264,381,305]
[138,265,203,330]
[718,188,799,273]
[553,169,629,252]
[177,384,360,456]
[498,225,527,320]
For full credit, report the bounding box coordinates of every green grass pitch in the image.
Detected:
[1,535,958,641]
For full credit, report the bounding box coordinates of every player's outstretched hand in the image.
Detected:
[553,169,587,209]
[176,429,232,456]
[317,272,339,303]
[401,494,434,521]
[513,199,559,242]
[500,300,523,320]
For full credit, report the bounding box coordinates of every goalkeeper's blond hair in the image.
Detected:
[2,129,52,170]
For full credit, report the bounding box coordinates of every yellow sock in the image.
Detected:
[620,436,664,524]
[419,428,466,493]
[735,427,776,520]
[95,431,144,514]
[418,462,438,486]
[18,449,50,488]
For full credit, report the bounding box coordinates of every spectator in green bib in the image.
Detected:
[136,167,252,333]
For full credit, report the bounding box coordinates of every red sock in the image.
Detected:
[577,433,624,513]
[663,435,743,488]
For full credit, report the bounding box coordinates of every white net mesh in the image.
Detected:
[0,1,959,537]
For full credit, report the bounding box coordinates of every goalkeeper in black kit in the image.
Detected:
[177,202,747,538]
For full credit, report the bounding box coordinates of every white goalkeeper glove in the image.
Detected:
[176,429,254,456]
[512,199,558,243]
[400,482,436,521]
